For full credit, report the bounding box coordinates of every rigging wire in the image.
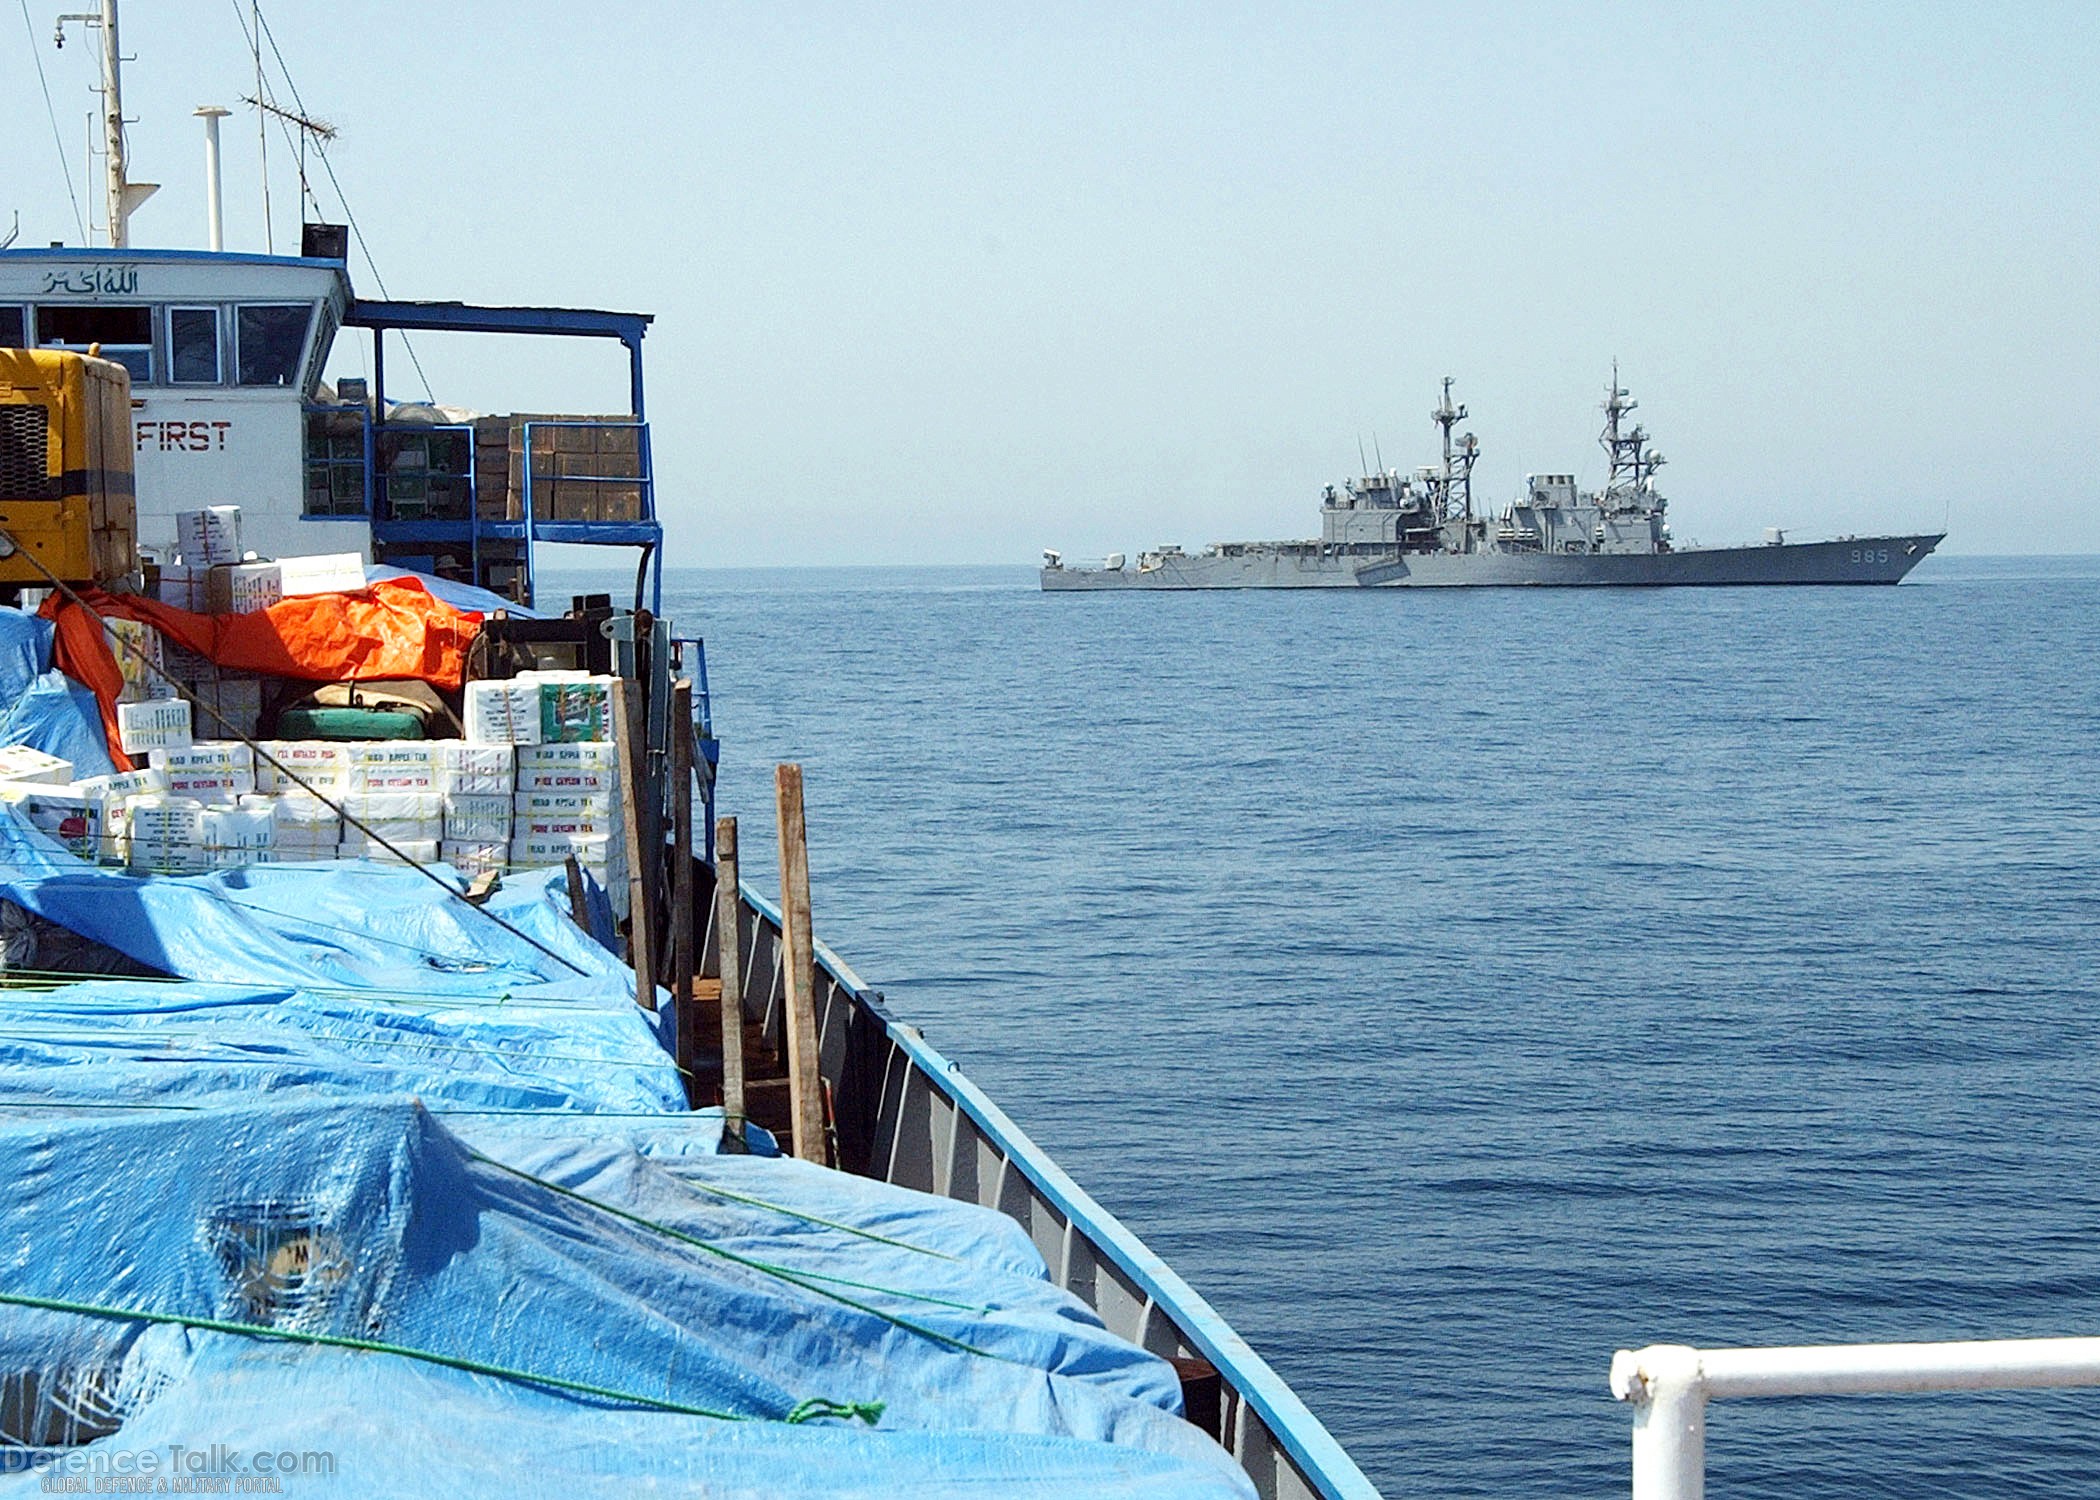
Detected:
[228,0,436,403]
[17,0,88,242]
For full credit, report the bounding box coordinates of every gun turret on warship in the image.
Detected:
[1040,375,1942,589]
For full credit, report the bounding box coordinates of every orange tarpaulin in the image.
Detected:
[43,577,484,772]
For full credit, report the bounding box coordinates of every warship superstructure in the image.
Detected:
[1041,377,1942,589]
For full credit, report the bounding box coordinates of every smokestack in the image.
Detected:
[195,106,231,251]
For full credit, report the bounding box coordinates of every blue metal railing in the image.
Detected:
[519,419,663,612]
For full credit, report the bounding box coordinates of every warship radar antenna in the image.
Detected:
[1599,365,1662,515]
[1432,377,1479,543]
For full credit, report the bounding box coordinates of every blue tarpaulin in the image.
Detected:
[0,613,51,701]
[0,613,112,779]
[0,673,117,781]
[0,809,1251,1497]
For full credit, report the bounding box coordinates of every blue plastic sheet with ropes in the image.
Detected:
[0,808,1252,1497]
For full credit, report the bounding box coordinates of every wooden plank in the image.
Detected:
[713,815,746,1150]
[562,855,589,931]
[612,675,657,1011]
[773,764,826,1165]
[670,679,696,1092]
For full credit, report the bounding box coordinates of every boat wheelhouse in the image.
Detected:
[0,239,663,608]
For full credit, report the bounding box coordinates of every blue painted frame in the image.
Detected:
[346,302,664,609]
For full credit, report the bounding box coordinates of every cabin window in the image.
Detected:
[236,303,312,386]
[35,303,152,383]
[167,306,222,384]
[0,307,24,348]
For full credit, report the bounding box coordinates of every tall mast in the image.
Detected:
[1600,362,1647,511]
[1432,376,1478,546]
[57,0,156,246]
[98,0,126,246]
[1598,364,1665,516]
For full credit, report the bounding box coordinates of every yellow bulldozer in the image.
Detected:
[0,347,139,586]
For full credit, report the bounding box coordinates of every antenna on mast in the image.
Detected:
[251,0,272,252]
[242,93,337,223]
[56,1,157,248]
[1430,376,1476,545]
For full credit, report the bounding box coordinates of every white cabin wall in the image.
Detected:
[131,388,369,563]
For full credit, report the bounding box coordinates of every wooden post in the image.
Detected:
[713,816,746,1149]
[670,680,696,1089]
[562,855,589,931]
[612,676,658,1010]
[774,764,826,1165]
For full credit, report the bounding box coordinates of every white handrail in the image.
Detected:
[1610,1336,2100,1500]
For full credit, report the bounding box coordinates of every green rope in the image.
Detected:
[637,1177,962,1262]
[468,1150,1000,1344]
[0,1288,877,1426]
[784,1396,886,1426]
[455,1129,962,1262]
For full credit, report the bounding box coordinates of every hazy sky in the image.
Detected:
[6,2,2096,563]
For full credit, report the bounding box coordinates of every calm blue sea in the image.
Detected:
[562,555,2100,1498]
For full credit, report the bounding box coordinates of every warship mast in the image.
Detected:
[1599,362,1665,515]
[1432,376,1479,551]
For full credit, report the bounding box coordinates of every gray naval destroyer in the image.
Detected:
[1041,376,1943,589]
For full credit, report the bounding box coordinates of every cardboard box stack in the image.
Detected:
[269,790,341,859]
[74,766,168,862]
[0,666,630,910]
[470,670,628,902]
[507,416,645,523]
[472,416,515,522]
[149,743,256,803]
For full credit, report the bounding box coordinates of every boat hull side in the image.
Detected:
[728,883,1382,1500]
[1041,534,1944,590]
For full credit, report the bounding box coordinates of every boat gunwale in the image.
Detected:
[736,881,1383,1500]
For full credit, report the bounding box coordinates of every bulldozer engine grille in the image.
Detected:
[0,407,57,499]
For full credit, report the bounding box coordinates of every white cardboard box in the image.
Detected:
[176,506,243,566]
[205,562,282,615]
[277,553,369,597]
[118,700,192,756]
[0,746,74,785]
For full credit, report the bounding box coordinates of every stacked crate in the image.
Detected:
[472,417,516,521]
[378,428,472,522]
[506,416,645,523]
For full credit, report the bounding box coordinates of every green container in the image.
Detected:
[277,706,426,741]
